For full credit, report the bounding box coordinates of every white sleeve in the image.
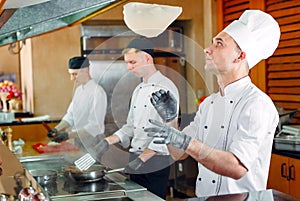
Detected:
[62,101,74,127]
[83,86,107,137]
[229,98,278,169]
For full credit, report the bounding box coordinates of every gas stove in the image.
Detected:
[19,155,136,201]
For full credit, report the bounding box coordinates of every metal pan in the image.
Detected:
[29,169,58,185]
[64,164,124,182]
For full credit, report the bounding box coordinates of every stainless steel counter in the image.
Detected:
[174,189,300,201]
[105,172,164,201]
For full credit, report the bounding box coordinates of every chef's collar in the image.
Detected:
[223,76,251,98]
[144,70,161,83]
[77,79,93,89]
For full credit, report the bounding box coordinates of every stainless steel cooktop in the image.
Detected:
[19,155,133,201]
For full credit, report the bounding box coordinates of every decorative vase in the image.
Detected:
[8,98,23,112]
[0,92,9,112]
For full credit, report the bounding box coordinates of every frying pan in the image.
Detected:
[64,165,124,182]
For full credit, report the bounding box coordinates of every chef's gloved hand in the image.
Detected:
[52,131,69,143]
[47,128,58,139]
[95,139,109,159]
[145,119,191,151]
[124,157,145,174]
[150,89,177,123]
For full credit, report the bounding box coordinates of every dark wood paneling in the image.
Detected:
[222,0,250,27]
[266,0,300,123]
[268,63,300,71]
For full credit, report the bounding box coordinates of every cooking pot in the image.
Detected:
[39,182,58,196]
[29,169,57,185]
[275,103,299,132]
[275,104,299,124]
[64,165,124,182]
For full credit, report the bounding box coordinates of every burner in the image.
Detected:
[63,178,109,193]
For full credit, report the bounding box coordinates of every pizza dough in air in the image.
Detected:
[123,2,182,38]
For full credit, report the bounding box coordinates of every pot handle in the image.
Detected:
[105,168,125,174]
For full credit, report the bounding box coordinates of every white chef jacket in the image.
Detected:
[115,71,179,154]
[62,79,107,137]
[183,76,279,197]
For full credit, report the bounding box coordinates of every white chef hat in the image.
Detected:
[123,2,182,38]
[222,10,280,69]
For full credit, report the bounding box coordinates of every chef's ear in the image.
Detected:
[234,51,246,63]
[145,53,153,63]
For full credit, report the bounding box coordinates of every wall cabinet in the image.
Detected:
[267,154,300,198]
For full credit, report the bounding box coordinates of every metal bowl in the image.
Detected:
[29,169,57,185]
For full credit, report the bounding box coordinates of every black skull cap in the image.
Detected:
[126,38,155,57]
[69,56,90,69]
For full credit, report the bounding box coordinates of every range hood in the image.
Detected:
[0,0,126,47]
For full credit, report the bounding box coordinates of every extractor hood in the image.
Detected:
[0,0,126,47]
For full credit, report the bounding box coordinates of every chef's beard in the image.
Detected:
[204,62,218,74]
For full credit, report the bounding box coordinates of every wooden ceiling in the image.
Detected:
[0,0,17,29]
[0,0,6,14]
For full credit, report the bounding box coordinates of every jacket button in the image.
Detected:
[204,126,208,129]
[211,101,214,104]
[212,180,215,183]
[133,106,136,108]
[221,125,224,129]
[230,100,233,104]
[144,105,147,107]
[198,178,201,181]
[152,84,155,86]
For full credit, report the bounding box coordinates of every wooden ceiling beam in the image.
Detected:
[0,8,16,28]
[0,0,6,15]
[0,0,17,29]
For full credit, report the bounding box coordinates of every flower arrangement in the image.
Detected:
[0,80,22,100]
[195,95,206,106]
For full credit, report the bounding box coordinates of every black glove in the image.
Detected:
[145,119,191,151]
[51,131,69,143]
[47,128,58,139]
[150,89,177,122]
[94,139,109,160]
[124,157,145,174]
